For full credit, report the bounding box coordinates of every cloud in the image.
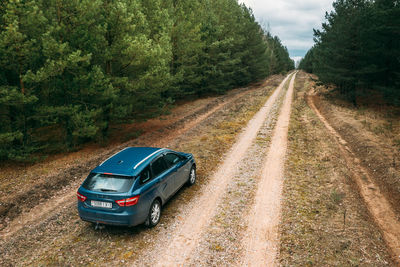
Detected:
[239,0,334,58]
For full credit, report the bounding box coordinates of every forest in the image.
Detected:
[0,0,294,161]
[299,0,400,106]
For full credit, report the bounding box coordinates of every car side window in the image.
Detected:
[164,153,182,168]
[139,166,152,184]
[151,156,168,177]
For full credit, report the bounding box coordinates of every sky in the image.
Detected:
[239,0,334,62]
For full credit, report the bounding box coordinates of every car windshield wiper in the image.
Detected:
[99,188,117,192]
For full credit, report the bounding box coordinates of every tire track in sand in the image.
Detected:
[154,73,294,266]
[241,72,297,266]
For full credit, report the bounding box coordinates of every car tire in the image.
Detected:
[187,166,196,186]
[145,199,161,228]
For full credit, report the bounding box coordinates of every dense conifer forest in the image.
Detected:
[0,0,294,161]
[299,0,400,106]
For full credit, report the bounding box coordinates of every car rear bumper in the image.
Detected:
[78,203,146,226]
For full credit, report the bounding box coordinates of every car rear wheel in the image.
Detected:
[187,166,196,186]
[145,199,161,227]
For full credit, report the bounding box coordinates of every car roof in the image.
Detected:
[92,147,167,176]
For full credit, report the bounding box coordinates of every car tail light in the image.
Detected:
[77,191,87,202]
[116,196,140,207]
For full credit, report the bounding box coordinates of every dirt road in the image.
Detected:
[242,72,297,266]
[149,72,294,266]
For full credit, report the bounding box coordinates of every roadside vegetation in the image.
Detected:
[313,77,400,221]
[297,1,400,261]
[0,0,294,161]
[279,72,393,266]
[299,0,399,106]
[0,75,284,266]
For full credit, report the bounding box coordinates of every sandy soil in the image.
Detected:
[242,72,297,266]
[307,88,400,265]
[148,73,293,266]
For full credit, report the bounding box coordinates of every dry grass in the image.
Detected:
[278,71,392,266]
[314,83,400,216]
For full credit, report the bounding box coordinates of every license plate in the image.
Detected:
[91,200,112,209]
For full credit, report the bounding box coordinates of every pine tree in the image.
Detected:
[165,0,204,97]
[0,0,42,159]
[239,5,270,83]
[302,0,399,105]
[0,0,294,161]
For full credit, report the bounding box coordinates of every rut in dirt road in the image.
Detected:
[307,90,400,265]
[242,72,297,266]
[152,73,294,266]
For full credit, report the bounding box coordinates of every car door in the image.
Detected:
[164,153,188,190]
[150,155,176,199]
[136,166,157,221]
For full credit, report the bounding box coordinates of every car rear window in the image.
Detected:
[82,173,134,193]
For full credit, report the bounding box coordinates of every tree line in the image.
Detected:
[299,0,399,106]
[0,0,294,161]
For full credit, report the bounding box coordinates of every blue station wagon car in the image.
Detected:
[77,147,196,227]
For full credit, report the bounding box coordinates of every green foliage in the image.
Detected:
[300,0,400,106]
[298,46,315,73]
[0,0,293,161]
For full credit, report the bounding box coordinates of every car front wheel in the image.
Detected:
[145,199,161,228]
[187,166,196,186]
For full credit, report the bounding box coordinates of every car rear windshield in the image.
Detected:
[82,173,134,193]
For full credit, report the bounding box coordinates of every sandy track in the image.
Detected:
[154,73,293,266]
[0,86,255,241]
[242,72,297,266]
[307,88,400,265]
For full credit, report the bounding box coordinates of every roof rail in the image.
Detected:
[133,148,165,170]
[99,147,130,166]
